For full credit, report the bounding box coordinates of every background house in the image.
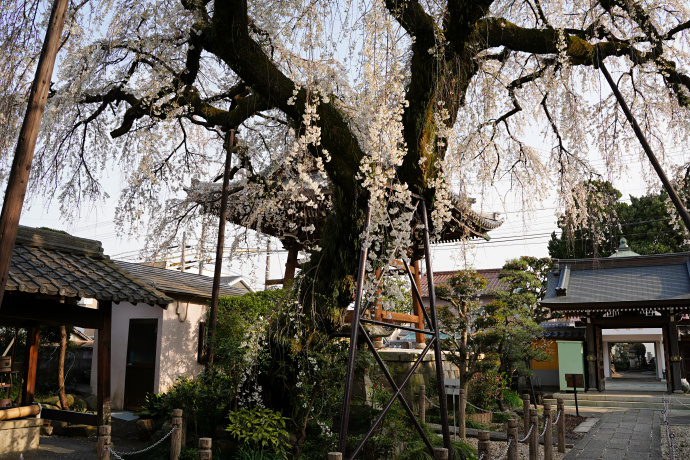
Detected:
[90,261,251,410]
[420,268,508,307]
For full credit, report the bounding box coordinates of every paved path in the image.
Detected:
[564,409,661,460]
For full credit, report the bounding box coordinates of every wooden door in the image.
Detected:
[123,319,158,410]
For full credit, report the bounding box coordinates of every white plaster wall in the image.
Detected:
[91,302,164,410]
[157,298,208,393]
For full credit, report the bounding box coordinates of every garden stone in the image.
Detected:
[136,418,155,440]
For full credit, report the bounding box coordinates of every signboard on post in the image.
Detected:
[565,373,584,416]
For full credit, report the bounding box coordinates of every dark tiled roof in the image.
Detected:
[7,226,172,305]
[542,253,690,310]
[114,260,246,299]
[420,268,509,297]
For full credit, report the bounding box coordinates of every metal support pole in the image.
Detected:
[337,206,372,453]
[419,200,451,449]
[598,59,690,231]
[207,129,235,367]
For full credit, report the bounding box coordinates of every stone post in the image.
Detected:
[171,409,183,460]
[198,438,212,460]
[507,418,518,460]
[478,430,491,460]
[544,403,553,460]
[529,408,538,460]
[557,398,565,453]
[96,425,111,460]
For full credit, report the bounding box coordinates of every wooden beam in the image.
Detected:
[0,300,103,329]
[97,300,112,426]
[21,325,39,406]
[265,279,284,286]
[0,0,70,312]
[284,247,299,282]
[41,408,98,426]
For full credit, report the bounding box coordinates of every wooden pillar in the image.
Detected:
[595,325,605,391]
[668,311,683,393]
[284,247,299,282]
[97,300,112,426]
[585,315,597,391]
[20,325,39,406]
[411,258,426,345]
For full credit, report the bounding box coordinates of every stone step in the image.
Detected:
[543,397,690,411]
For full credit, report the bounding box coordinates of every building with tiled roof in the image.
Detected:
[419,268,509,307]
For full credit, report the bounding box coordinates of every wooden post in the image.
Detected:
[0,0,70,311]
[171,409,183,460]
[478,430,491,460]
[284,247,299,282]
[20,325,39,406]
[207,129,235,367]
[529,408,538,460]
[411,258,425,344]
[96,425,111,460]
[544,403,553,460]
[458,388,466,439]
[198,437,212,460]
[327,454,343,460]
[97,300,112,426]
[419,385,426,423]
[434,448,449,460]
[522,393,530,434]
[557,398,566,453]
[507,418,518,460]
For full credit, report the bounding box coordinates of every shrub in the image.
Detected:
[138,370,231,439]
[502,389,522,409]
[226,407,291,457]
[467,370,505,412]
[491,412,514,423]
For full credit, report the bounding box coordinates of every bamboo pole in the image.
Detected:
[0,404,40,421]
[0,0,70,311]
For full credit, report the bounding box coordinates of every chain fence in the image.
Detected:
[107,425,177,460]
[494,437,512,460]
[518,422,535,443]
[553,410,561,425]
[662,394,677,460]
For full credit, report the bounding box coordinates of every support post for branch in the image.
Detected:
[598,59,690,231]
[478,431,491,460]
[529,408,538,460]
[557,399,566,453]
[0,0,70,311]
[544,403,553,460]
[97,425,111,460]
[419,385,426,423]
[507,418,518,460]
[206,129,235,367]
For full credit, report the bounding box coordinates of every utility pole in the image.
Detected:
[180,231,186,273]
[0,0,70,310]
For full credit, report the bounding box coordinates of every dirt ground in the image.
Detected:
[0,418,148,460]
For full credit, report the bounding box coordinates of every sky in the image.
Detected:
[17,136,670,289]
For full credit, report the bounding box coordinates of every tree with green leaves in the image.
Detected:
[549,181,689,258]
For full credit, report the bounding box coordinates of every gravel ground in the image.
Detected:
[661,425,690,460]
[462,437,569,460]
